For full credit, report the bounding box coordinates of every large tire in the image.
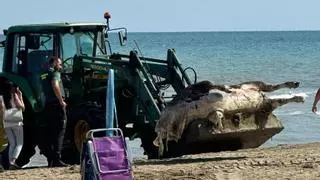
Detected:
[61,104,105,164]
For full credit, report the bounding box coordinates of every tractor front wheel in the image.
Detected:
[134,121,159,159]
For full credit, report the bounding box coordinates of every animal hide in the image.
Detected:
[153,81,304,156]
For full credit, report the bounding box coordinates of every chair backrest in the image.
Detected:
[93,136,129,172]
[93,136,133,180]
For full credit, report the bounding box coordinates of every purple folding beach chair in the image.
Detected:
[80,128,133,180]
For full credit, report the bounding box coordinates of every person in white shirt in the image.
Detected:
[3,82,25,169]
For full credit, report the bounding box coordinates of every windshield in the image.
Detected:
[61,31,105,59]
[0,47,3,72]
[61,30,106,73]
[79,32,105,56]
[0,35,5,72]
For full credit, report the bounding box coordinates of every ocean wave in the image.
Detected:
[275,110,305,116]
[287,111,305,115]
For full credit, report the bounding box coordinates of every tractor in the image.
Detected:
[0,13,285,168]
[0,13,195,166]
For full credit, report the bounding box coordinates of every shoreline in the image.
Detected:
[1,142,320,179]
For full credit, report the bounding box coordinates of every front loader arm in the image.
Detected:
[70,49,193,123]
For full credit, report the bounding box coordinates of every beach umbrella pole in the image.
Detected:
[106,69,114,136]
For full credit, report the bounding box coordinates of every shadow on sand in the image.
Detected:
[134,156,247,165]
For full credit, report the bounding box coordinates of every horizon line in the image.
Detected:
[1,29,320,35]
[127,29,320,33]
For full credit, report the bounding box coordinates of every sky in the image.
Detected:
[1,0,320,32]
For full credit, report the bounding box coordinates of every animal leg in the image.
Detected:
[253,96,304,129]
[260,81,300,92]
[229,81,300,92]
[269,96,304,111]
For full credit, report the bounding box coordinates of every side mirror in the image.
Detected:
[3,30,8,36]
[26,35,40,49]
[118,30,127,46]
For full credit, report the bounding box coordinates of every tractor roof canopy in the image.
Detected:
[7,22,107,34]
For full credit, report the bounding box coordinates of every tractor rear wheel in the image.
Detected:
[61,104,105,164]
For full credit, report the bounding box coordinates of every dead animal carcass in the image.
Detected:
[153,81,304,157]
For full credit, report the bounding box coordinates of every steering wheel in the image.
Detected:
[62,57,73,73]
[61,57,74,89]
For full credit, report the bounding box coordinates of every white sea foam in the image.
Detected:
[287,111,304,115]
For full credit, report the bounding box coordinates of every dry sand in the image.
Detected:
[1,142,320,180]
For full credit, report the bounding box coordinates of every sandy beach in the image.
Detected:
[1,142,320,180]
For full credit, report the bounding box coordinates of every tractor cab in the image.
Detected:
[3,23,109,73]
[1,23,120,111]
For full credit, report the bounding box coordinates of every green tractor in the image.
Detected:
[0,13,285,168]
[0,13,194,166]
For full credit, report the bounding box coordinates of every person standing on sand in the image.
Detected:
[3,82,25,170]
[312,88,320,113]
[40,56,68,167]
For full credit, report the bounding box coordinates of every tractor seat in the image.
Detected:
[27,50,53,73]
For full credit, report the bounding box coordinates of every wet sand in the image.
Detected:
[1,142,320,179]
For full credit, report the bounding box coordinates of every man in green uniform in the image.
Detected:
[41,56,68,167]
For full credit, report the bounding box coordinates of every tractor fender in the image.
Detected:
[0,73,39,112]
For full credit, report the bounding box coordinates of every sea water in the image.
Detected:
[2,31,320,159]
[112,31,320,151]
